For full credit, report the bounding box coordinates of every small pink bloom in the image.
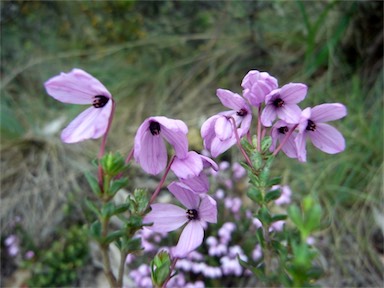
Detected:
[201,89,252,157]
[241,70,278,106]
[134,116,188,175]
[295,103,347,162]
[270,120,298,158]
[171,151,218,193]
[261,83,307,127]
[44,68,113,143]
[144,182,217,258]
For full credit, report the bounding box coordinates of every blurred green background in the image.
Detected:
[1,1,383,287]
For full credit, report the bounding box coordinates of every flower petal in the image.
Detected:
[200,155,218,171]
[280,83,307,104]
[309,123,346,154]
[277,104,301,124]
[281,133,298,158]
[61,101,112,143]
[172,221,204,258]
[310,103,347,123]
[261,105,277,127]
[144,203,187,232]
[210,136,237,157]
[199,195,217,223]
[214,116,233,141]
[295,133,307,162]
[181,173,210,193]
[168,182,200,209]
[134,120,167,175]
[44,68,111,104]
[158,120,189,158]
[216,89,246,110]
[171,151,203,179]
[201,115,220,151]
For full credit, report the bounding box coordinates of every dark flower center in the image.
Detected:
[92,95,109,108]
[186,209,199,221]
[273,97,284,108]
[278,126,289,134]
[236,108,248,117]
[306,120,316,131]
[149,121,161,135]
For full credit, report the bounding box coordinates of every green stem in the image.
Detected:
[100,217,117,287]
[117,250,129,288]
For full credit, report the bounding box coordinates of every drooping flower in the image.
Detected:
[144,181,217,258]
[295,103,347,162]
[201,89,252,157]
[270,120,298,158]
[241,70,278,107]
[44,68,113,143]
[261,83,307,127]
[171,151,218,193]
[134,116,188,175]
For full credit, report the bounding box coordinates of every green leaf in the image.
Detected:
[267,176,282,187]
[89,221,102,240]
[265,189,282,203]
[256,228,265,248]
[288,204,303,229]
[85,172,101,197]
[261,136,272,152]
[103,230,125,245]
[271,214,288,222]
[258,206,272,225]
[101,202,116,218]
[109,177,129,197]
[122,237,142,253]
[250,151,263,169]
[85,199,101,217]
[151,251,171,287]
[247,187,263,203]
[133,188,149,214]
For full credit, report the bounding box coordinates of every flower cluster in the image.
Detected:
[201,70,347,162]
[134,116,219,258]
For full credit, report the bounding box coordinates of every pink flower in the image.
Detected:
[144,182,217,258]
[261,83,307,127]
[270,120,298,158]
[44,68,113,143]
[241,70,278,106]
[134,116,188,175]
[171,151,218,193]
[295,103,347,162]
[201,89,252,157]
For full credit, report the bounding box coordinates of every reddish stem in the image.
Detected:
[125,147,134,164]
[257,105,262,152]
[149,155,176,205]
[162,257,178,288]
[272,124,298,156]
[97,99,116,191]
[229,117,253,168]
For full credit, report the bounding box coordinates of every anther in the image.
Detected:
[306,120,316,131]
[237,108,248,117]
[273,97,284,108]
[92,95,109,108]
[186,209,199,220]
[278,126,289,134]
[149,121,161,135]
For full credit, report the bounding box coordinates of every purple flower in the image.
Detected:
[171,151,218,193]
[270,120,298,158]
[295,103,347,162]
[241,70,278,106]
[144,182,217,258]
[201,89,252,157]
[134,116,189,175]
[261,83,307,127]
[44,68,113,143]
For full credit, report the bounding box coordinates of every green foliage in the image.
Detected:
[151,251,172,288]
[24,225,89,287]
